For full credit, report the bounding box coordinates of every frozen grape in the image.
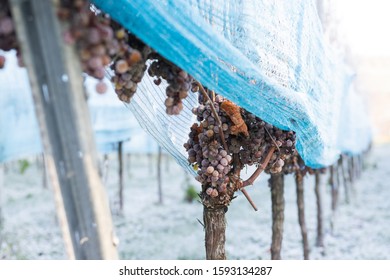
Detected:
[206,187,214,196]
[127,49,142,65]
[206,166,214,174]
[95,81,108,94]
[220,158,228,167]
[115,59,129,74]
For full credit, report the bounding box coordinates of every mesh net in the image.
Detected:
[0,1,371,169]
[92,0,371,169]
[128,75,198,175]
[0,51,42,162]
[0,54,160,162]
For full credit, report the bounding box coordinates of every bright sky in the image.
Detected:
[336,0,390,55]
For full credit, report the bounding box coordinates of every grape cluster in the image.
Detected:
[184,94,235,206]
[108,23,150,99]
[185,91,297,207]
[58,1,149,97]
[58,1,191,108]
[58,0,113,92]
[148,53,193,115]
[0,0,21,68]
[233,108,296,174]
[263,127,296,174]
[109,29,150,102]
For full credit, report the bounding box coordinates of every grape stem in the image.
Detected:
[240,189,258,211]
[196,82,229,153]
[241,146,276,188]
[231,153,258,211]
[264,126,280,152]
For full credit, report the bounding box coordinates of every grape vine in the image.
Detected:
[184,87,297,209]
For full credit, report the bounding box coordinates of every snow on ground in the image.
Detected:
[0,144,389,260]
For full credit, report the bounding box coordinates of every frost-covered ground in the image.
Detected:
[1,144,389,260]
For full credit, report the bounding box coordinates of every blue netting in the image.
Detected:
[85,76,160,154]
[0,52,42,162]
[92,0,372,168]
[0,51,159,163]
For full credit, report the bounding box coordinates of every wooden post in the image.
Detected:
[45,154,75,259]
[270,173,284,260]
[42,153,49,189]
[339,155,350,204]
[330,164,339,212]
[204,206,226,260]
[348,156,357,198]
[356,155,362,179]
[295,172,309,260]
[329,164,339,233]
[102,154,109,184]
[10,0,118,259]
[314,171,324,248]
[348,156,355,183]
[118,141,124,214]
[157,146,163,204]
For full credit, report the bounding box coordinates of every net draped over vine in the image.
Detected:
[0,1,371,170]
[92,0,371,170]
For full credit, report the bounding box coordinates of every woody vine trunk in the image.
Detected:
[203,206,227,260]
[339,155,350,204]
[295,172,309,260]
[314,171,324,248]
[270,173,284,260]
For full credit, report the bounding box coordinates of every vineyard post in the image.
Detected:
[348,156,355,184]
[330,164,339,211]
[329,164,339,233]
[356,155,362,179]
[295,171,310,260]
[314,170,324,248]
[270,173,284,260]
[348,156,357,198]
[102,154,109,184]
[118,141,124,214]
[340,155,350,204]
[10,0,118,259]
[42,153,49,189]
